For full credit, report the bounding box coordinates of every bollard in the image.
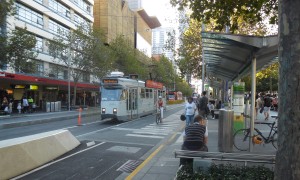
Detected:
[77,107,82,126]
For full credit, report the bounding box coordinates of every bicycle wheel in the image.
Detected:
[156,113,160,124]
[271,132,278,149]
[233,129,251,151]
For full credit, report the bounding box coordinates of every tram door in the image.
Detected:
[127,88,138,119]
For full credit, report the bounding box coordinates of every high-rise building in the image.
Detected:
[152,27,175,62]
[0,0,99,108]
[94,0,160,57]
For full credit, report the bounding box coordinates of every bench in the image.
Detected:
[175,150,276,165]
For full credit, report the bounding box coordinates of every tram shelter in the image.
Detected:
[201,31,278,151]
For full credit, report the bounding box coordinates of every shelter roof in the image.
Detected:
[201,32,278,81]
[137,9,161,29]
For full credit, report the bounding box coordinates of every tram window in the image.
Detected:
[146,89,151,98]
[141,88,145,98]
[149,89,153,98]
[101,88,122,101]
[121,89,127,100]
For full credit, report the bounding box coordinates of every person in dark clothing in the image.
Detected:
[198,91,209,118]
[263,94,272,120]
[216,100,222,109]
[180,115,208,166]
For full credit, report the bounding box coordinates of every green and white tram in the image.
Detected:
[101,72,166,121]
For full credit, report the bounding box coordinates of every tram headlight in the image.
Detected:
[102,108,106,114]
[113,108,117,114]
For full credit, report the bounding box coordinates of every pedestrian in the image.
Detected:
[255,94,262,119]
[8,100,13,114]
[180,115,208,166]
[28,96,33,113]
[17,101,22,114]
[22,96,29,113]
[263,94,272,120]
[184,97,197,126]
[208,101,215,119]
[198,91,208,118]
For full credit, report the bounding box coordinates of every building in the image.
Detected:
[152,27,176,62]
[0,0,99,110]
[93,0,160,57]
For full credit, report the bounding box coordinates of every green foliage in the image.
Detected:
[177,164,274,180]
[0,0,14,25]
[109,35,149,80]
[242,62,279,92]
[2,28,37,73]
[170,0,278,33]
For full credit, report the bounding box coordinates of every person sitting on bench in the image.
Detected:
[180,115,208,166]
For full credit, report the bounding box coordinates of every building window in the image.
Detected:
[16,3,44,28]
[35,36,43,52]
[49,0,71,19]
[36,62,44,76]
[71,0,92,15]
[48,19,70,36]
[74,13,89,28]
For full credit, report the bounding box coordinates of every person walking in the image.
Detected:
[198,91,208,118]
[184,97,197,126]
[263,94,272,120]
[255,94,262,120]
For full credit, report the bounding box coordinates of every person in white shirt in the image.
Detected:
[208,101,215,119]
[184,97,197,126]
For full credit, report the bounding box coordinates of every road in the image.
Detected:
[6,105,184,180]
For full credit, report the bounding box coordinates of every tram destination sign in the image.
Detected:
[145,80,163,89]
[103,79,118,84]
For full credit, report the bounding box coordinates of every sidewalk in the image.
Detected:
[129,109,278,180]
[0,107,101,130]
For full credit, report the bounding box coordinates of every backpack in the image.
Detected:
[264,97,272,107]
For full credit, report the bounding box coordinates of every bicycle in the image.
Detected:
[233,116,278,151]
[156,108,162,124]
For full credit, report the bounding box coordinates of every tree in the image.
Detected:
[242,63,279,92]
[0,0,14,25]
[170,0,278,33]
[109,35,149,80]
[276,1,300,179]
[2,28,37,73]
[48,25,107,106]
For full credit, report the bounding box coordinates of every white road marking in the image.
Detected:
[12,142,106,179]
[126,134,164,139]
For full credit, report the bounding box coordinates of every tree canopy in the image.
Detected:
[170,0,278,33]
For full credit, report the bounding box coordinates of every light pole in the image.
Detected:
[68,46,71,111]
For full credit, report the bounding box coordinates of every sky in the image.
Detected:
[142,0,178,27]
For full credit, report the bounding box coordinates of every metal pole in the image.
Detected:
[68,46,71,111]
[250,56,256,152]
[202,62,205,93]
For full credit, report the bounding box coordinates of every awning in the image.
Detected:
[201,32,278,81]
[0,72,99,91]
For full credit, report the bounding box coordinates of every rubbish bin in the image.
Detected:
[57,101,61,111]
[50,102,55,112]
[46,102,50,112]
[218,110,234,152]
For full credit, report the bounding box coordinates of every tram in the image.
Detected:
[100,72,166,121]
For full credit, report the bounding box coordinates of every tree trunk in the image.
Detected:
[275,0,300,179]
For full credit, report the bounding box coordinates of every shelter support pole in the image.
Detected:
[202,62,205,93]
[230,84,233,109]
[250,56,256,152]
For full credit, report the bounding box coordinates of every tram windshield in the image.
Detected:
[101,88,123,101]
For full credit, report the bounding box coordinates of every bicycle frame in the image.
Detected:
[254,121,277,144]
